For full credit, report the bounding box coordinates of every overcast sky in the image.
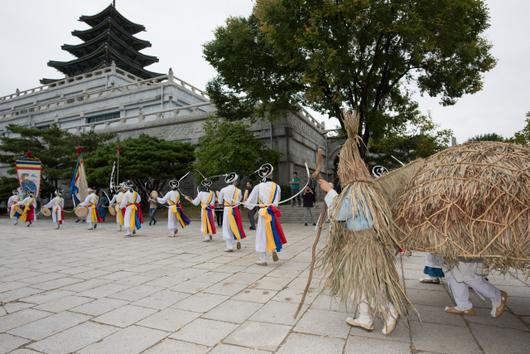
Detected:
[0,0,528,142]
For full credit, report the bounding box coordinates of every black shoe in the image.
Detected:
[249,226,256,230]
[94,224,97,229]
[304,223,308,226]
[312,223,316,226]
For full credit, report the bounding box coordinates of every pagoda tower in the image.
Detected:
[41,3,161,84]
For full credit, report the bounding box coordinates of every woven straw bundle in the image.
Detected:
[393,141,530,272]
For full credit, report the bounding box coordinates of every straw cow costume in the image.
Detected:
[186,179,217,242]
[43,190,65,229]
[218,173,246,252]
[387,141,529,317]
[317,111,407,335]
[245,164,287,265]
[157,179,190,237]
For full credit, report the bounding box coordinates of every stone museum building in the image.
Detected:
[0,4,332,185]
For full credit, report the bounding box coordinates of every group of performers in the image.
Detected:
[7,164,288,266]
[7,189,38,227]
[5,119,513,337]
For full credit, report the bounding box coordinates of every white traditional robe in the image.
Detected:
[44,196,64,225]
[191,190,216,237]
[79,193,99,227]
[219,184,242,248]
[109,191,125,229]
[157,190,181,234]
[120,190,141,236]
[245,181,281,253]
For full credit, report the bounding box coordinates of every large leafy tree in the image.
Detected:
[194,117,279,177]
[84,134,195,199]
[368,112,453,168]
[204,0,495,156]
[0,124,113,195]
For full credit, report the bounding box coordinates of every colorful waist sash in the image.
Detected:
[170,201,190,228]
[227,206,246,241]
[259,205,287,252]
[201,204,216,236]
[126,203,142,231]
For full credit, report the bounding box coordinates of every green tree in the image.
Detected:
[0,176,19,210]
[0,124,113,195]
[368,112,453,168]
[84,134,195,198]
[194,117,280,177]
[204,0,495,156]
[510,112,530,145]
[467,133,505,142]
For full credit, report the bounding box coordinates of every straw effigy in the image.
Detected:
[318,111,410,319]
[393,141,530,273]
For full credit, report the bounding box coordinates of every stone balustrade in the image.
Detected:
[0,69,209,122]
[61,101,214,134]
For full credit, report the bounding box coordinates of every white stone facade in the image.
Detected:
[0,65,329,185]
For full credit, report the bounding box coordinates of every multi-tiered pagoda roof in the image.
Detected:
[41,4,161,84]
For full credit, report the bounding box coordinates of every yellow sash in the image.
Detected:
[259,183,278,252]
[169,193,186,227]
[227,188,242,240]
[89,203,98,223]
[18,198,34,222]
[201,191,215,236]
[128,192,138,230]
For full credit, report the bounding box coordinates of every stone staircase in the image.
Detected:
[277,203,324,223]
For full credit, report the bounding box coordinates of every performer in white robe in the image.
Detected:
[245,164,285,265]
[7,190,20,223]
[445,260,507,317]
[79,188,100,230]
[157,179,190,237]
[43,190,64,229]
[219,173,245,252]
[109,183,126,231]
[120,181,142,237]
[186,181,216,241]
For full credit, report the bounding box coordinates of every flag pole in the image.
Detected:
[116,144,120,185]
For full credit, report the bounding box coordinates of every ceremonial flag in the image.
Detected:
[15,159,42,196]
[69,157,88,206]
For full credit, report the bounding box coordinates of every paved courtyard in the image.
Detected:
[0,218,528,354]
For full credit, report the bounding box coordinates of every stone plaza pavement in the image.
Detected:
[0,218,528,354]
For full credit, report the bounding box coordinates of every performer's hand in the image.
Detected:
[318,178,333,193]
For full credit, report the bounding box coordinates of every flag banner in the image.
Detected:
[15,159,42,196]
[69,157,88,206]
